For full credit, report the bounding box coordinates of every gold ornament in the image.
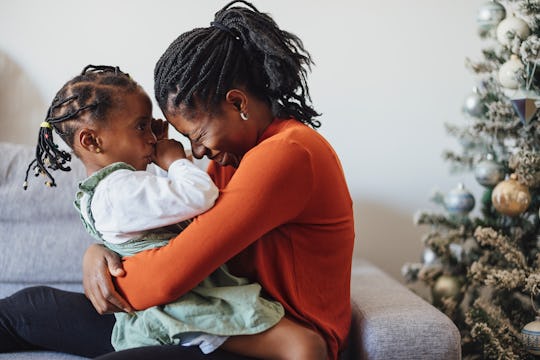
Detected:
[491,174,531,216]
[431,274,462,307]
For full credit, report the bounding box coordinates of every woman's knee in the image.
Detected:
[287,327,327,360]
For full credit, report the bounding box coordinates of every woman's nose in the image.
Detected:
[190,142,207,159]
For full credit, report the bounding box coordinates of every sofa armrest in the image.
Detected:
[345,259,461,360]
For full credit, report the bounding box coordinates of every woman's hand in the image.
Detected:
[82,244,134,314]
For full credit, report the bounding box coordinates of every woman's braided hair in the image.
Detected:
[24,65,139,189]
[154,0,320,128]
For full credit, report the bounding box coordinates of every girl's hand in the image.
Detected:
[151,118,169,140]
[82,244,134,314]
[153,139,187,170]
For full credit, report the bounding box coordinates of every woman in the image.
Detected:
[0,1,354,359]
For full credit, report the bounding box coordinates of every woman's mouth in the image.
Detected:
[212,153,239,167]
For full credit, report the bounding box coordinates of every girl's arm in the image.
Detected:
[94,159,218,235]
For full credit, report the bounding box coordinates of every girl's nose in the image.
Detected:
[148,131,157,144]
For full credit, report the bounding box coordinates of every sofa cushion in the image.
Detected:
[0,142,94,289]
[0,141,86,220]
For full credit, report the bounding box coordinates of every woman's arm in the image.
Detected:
[115,140,314,309]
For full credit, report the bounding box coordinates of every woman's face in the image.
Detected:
[165,102,254,168]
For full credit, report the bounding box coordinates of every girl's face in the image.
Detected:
[165,101,256,168]
[96,89,156,171]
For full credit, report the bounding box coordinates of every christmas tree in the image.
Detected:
[402,1,540,359]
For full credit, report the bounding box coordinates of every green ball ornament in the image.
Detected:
[522,316,540,355]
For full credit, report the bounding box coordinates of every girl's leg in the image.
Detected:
[221,317,327,360]
[95,345,254,360]
[0,286,115,357]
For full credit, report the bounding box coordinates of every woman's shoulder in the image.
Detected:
[260,118,333,153]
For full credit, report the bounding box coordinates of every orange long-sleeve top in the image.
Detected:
[114,118,355,359]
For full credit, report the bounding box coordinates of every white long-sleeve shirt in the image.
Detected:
[78,159,219,245]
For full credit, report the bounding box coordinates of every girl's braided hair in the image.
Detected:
[154,0,320,128]
[24,65,139,189]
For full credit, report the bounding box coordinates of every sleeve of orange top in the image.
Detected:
[114,139,314,309]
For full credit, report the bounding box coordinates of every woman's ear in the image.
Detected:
[79,128,102,153]
[225,89,248,113]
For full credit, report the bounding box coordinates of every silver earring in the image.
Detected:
[240,112,249,121]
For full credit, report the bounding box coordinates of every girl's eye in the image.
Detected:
[137,121,149,131]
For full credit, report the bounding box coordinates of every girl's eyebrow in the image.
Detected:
[131,115,151,123]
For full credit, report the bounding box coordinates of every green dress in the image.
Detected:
[74,163,284,350]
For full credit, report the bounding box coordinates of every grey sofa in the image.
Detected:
[0,141,461,359]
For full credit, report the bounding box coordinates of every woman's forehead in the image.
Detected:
[166,112,202,139]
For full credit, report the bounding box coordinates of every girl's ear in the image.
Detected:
[79,128,101,153]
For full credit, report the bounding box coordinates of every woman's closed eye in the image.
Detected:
[192,131,205,144]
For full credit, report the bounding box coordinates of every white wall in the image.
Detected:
[0,0,486,280]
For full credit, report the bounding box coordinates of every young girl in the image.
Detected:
[24,65,325,359]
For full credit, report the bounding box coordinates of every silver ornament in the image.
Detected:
[477,1,506,33]
[422,247,441,266]
[522,316,540,355]
[474,154,505,187]
[463,88,485,117]
[444,183,475,215]
[511,98,538,124]
[449,243,463,262]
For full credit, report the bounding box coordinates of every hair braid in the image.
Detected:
[24,65,139,189]
[154,0,320,128]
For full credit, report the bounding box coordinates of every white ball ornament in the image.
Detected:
[499,55,524,89]
[497,16,530,46]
